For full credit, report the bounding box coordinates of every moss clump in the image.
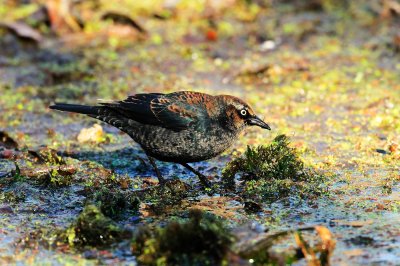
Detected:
[28,147,65,165]
[132,209,234,265]
[0,190,26,204]
[59,205,130,248]
[93,188,140,218]
[142,179,191,214]
[223,135,329,203]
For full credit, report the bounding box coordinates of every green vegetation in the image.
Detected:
[141,179,191,214]
[0,190,26,204]
[132,209,233,265]
[224,135,330,203]
[93,188,140,218]
[58,205,130,248]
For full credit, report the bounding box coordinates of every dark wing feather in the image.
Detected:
[100,92,207,131]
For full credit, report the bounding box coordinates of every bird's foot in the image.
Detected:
[156,175,166,185]
[197,174,212,189]
[180,163,215,195]
[201,181,216,196]
[145,154,166,185]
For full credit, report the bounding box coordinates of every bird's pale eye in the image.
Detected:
[240,109,247,116]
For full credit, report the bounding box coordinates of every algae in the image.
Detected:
[93,187,140,219]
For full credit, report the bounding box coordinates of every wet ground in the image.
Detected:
[0,1,400,265]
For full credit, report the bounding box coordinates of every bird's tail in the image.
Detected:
[49,103,100,115]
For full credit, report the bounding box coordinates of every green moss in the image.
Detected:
[29,147,65,165]
[223,135,329,203]
[58,205,130,248]
[142,179,190,214]
[132,209,233,265]
[93,188,140,218]
[0,190,26,204]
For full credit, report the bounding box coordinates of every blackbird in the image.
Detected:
[50,91,270,187]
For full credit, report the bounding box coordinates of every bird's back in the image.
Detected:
[119,92,239,163]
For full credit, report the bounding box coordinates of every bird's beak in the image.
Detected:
[247,116,271,130]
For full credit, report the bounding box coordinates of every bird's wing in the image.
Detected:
[100,92,209,131]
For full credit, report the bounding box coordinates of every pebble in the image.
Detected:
[0,159,16,178]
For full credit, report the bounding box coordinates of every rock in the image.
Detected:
[0,205,14,214]
[0,160,17,178]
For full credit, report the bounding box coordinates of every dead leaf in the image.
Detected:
[295,231,319,266]
[21,164,76,178]
[294,226,336,266]
[77,124,104,143]
[0,21,43,43]
[236,63,270,77]
[343,249,364,257]
[101,12,147,34]
[389,143,398,153]
[381,0,400,18]
[315,226,336,266]
[331,219,374,227]
[46,0,82,34]
[205,28,218,41]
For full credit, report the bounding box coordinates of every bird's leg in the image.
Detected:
[146,154,166,184]
[180,163,211,188]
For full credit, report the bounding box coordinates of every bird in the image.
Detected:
[49,91,270,188]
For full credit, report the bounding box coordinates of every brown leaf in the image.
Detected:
[389,143,398,153]
[331,219,374,227]
[0,21,43,43]
[21,164,76,178]
[237,63,270,77]
[46,0,82,34]
[315,226,336,266]
[295,231,319,266]
[77,124,104,143]
[101,12,147,34]
[343,249,364,257]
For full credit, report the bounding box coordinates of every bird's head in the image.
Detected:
[218,95,271,131]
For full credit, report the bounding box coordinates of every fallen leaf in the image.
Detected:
[77,124,104,143]
[315,226,336,266]
[0,21,43,43]
[389,143,398,153]
[331,219,374,227]
[46,0,82,34]
[101,12,147,34]
[205,29,218,41]
[343,249,364,257]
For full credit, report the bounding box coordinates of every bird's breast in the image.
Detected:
[131,121,240,163]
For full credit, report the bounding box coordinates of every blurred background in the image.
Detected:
[1,0,400,153]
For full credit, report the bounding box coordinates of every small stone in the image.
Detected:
[0,160,17,178]
[244,200,262,213]
[0,205,14,214]
[0,149,13,159]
